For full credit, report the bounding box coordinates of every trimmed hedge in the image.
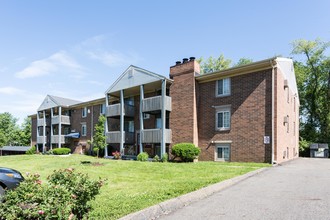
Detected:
[52,148,71,155]
[171,143,201,162]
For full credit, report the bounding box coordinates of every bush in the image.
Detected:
[152,155,160,162]
[0,169,105,219]
[137,152,149,161]
[52,148,71,155]
[161,153,168,163]
[26,146,36,155]
[299,138,310,157]
[171,143,201,162]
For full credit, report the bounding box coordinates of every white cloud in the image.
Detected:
[15,51,84,79]
[87,50,139,67]
[0,87,24,95]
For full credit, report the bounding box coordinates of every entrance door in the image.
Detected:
[216,143,230,161]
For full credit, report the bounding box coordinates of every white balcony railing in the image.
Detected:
[106,131,134,143]
[106,104,135,117]
[52,115,71,125]
[51,135,65,144]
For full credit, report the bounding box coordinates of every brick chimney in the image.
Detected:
[169,57,200,147]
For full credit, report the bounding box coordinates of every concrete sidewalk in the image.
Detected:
[119,166,269,220]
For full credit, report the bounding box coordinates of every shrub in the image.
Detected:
[0,169,105,219]
[26,145,36,155]
[161,153,168,163]
[112,151,121,159]
[52,148,71,155]
[171,143,201,162]
[299,138,310,157]
[137,152,149,161]
[152,155,160,162]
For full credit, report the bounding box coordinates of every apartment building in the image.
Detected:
[31,56,299,164]
[31,96,105,154]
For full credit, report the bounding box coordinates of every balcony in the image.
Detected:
[51,135,66,144]
[37,136,44,144]
[142,96,172,113]
[52,115,71,125]
[37,118,50,126]
[106,104,135,118]
[106,131,134,144]
[141,129,172,143]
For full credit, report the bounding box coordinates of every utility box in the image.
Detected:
[310,143,329,158]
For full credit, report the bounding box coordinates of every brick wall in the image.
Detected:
[197,70,273,163]
[170,59,199,147]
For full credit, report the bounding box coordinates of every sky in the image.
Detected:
[0,0,329,125]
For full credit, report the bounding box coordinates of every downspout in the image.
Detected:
[271,60,276,164]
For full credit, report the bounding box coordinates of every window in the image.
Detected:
[81,124,87,136]
[124,121,134,133]
[155,117,162,129]
[215,105,231,131]
[82,107,87,118]
[216,78,231,97]
[100,103,106,115]
[215,144,230,161]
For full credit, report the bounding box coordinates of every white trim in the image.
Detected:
[215,105,231,131]
[216,78,231,97]
[215,143,231,162]
[211,140,232,144]
[81,124,87,136]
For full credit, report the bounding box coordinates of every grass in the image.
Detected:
[0,155,270,219]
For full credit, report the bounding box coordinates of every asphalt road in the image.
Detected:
[159,158,330,220]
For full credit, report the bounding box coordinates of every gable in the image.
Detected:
[38,95,59,111]
[106,65,167,94]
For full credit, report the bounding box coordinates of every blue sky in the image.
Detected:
[0,0,329,124]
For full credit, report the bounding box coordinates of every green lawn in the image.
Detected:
[0,155,270,219]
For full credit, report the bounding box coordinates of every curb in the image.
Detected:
[119,167,270,220]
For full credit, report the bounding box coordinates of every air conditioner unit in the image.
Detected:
[284,79,289,89]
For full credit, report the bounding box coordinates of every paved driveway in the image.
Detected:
[159,158,330,220]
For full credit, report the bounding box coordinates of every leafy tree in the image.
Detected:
[291,39,330,144]
[90,115,107,157]
[0,112,20,146]
[234,58,253,67]
[197,54,231,74]
[198,55,253,74]
[19,117,31,146]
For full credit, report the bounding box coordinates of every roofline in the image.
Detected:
[196,57,278,83]
[69,97,105,108]
[105,65,173,94]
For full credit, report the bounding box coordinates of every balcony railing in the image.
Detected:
[37,136,44,144]
[106,131,134,143]
[51,135,66,144]
[141,129,172,143]
[37,118,51,126]
[52,115,71,125]
[106,104,135,117]
[142,96,172,113]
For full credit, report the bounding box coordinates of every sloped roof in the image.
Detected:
[38,95,81,111]
[105,65,171,94]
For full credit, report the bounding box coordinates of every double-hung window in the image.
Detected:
[81,124,87,136]
[215,105,231,131]
[217,78,231,97]
[82,107,87,118]
[216,143,230,161]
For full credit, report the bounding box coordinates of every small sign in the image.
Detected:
[264,136,270,144]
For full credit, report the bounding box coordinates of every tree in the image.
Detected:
[234,58,253,67]
[90,115,107,157]
[291,39,330,144]
[197,54,231,74]
[0,112,20,146]
[19,117,31,146]
[197,55,253,74]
